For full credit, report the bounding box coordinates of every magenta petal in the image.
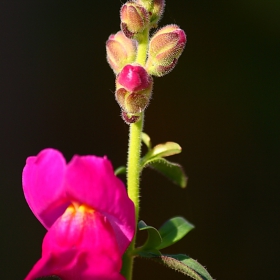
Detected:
[25,208,124,280]
[22,149,69,229]
[65,155,135,253]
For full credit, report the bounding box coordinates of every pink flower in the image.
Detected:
[23,148,135,280]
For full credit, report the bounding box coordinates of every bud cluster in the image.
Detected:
[106,0,187,124]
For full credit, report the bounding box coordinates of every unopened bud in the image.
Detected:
[120,2,150,39]
[115,64,153,114]
[106,31,137,74]
[135,0,165,27]
[146,24,186,76]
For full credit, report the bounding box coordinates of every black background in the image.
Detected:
[1,1,280,279]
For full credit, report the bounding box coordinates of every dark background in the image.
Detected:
[1,1,279,279]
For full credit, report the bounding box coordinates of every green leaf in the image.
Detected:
[143,253,214,280]
[163,254,214,280]
[141,142,182,166]
[150,142,182,159]
[144,157,188,188]
[141,132,152,150]
[157,217,194,250]
[114,166,126,176]
[137,220,162,255]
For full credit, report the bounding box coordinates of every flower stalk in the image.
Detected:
[135,28,149,65]
[122,26,149,280]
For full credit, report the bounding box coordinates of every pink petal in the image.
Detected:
[25,207,124,280]
[22,148,70,229]
[65,155,135,254]
[118,64,151,92]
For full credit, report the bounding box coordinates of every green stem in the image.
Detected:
[135,28,149,65]
[121,113,144,279]
[122,27,149,280]
[127,113,144,224]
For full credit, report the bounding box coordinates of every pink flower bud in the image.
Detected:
[120,2,150,38]
[115,64,153,114]
[135,0,165,27]
[117,64,152,92]
[146,24,187,76]
[106,31,137,74]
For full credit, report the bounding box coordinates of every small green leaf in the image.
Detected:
[138,220,162,252]
[141,142,182,166]
[114,166,126,176]
[144,158,188,188]
[151,142,182,159]
[141,132,152,150]
[163,254,214,280]
[157,217,194,250]
[143,254,214,280]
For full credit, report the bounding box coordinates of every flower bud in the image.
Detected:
[135,0,165,27]
[146,24,187,77]
[115,64,153,114]
[106,31,137,74]
[120,2,150,39]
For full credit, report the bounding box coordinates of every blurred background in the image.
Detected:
[1,1,279,279]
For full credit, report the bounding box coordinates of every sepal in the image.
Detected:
[121,111,141,124]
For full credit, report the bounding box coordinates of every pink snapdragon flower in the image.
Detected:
[23,148,135,280]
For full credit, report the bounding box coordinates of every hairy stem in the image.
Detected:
[135,28,149,65]
[121,113,144,279]
[122,28,149,280]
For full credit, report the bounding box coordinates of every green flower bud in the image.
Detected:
[135,0,165,27]
[106,31,137,74]
[120,2,150,39]
[146,24,187,77]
